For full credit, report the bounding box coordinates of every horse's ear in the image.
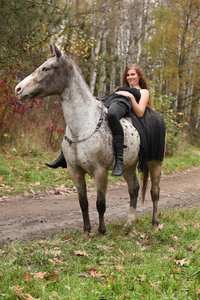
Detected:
[50,44,62,59]
[54,44,62,59]
[50,44,55,57]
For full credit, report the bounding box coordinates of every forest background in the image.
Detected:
[0,0,200,157]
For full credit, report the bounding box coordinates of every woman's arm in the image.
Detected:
[115,89,149,118]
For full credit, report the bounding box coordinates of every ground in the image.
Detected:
[0,166,200,244]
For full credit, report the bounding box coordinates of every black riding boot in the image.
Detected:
[45,151,67,169]
[112,135,124,176]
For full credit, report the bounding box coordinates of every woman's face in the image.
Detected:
[126,68,140,87]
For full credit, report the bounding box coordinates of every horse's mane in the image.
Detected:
[63,54,93,96]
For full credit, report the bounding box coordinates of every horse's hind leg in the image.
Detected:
[94,168,108,236]
[68,170,91,233]
[123,165,139,224]
[148,161,162,228]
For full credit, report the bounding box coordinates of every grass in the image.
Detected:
[0,143,199,299]
[0,207,199,299]
[0,145,200,196]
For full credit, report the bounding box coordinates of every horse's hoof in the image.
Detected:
[84,231,90,239]
[98,233,105,239]
[152,220,159,230]
[124,220,132,227]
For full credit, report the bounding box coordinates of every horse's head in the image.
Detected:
[15,45,73,102]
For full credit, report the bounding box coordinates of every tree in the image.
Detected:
[145,0,200,118]
[0,0,70,77]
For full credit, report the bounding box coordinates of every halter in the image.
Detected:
[64,101,104,146]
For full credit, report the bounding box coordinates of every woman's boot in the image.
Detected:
[45,151,67,168]
[112,135,124,176]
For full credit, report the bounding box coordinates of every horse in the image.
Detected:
[15,44,163,236]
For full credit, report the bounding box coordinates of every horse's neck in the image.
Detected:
[61,80,99,139]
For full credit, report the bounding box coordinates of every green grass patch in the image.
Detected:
[0,207,199,299]
[0,145,199,196]
[163,147,200,175]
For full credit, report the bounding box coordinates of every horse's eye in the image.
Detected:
[42,67,50,72]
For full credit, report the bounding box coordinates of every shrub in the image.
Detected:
[153,93,188,156]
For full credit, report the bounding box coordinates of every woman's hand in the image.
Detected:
[116,89,149,118]
[115,90,133,98]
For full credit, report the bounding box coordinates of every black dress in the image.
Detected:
[101,87,166,171]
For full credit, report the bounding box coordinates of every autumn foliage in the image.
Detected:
[0,68,65,150]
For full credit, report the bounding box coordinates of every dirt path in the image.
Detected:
[0,166,200,244]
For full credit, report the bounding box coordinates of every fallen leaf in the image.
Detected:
[14,286,41,300]
[141,246,148,252]
[90,270,105,278]
[98,261,107,265]
[0,250,5,256]
[31,272,47,279]
[171,268,180,275]
[86,266,97,271]
[170,235,179,247]
[45,250,61,256]
[24,272,32,282]
[146,232,152,239]
[74,250,88,257]
[170,235,179,241]
[140,234,146,239]
[132,229,139,235]
[196,288,200,294]
[53,257,63,263]
[174,258,189,266]
[158,224,164,230]
[14,286,24,298]
[115,265,124,270]
[43,273,57,280]
[34,182,41,186]
[129,232,135,237]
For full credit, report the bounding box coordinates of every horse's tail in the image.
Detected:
[141,163,149,204]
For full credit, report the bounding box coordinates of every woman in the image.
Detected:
[103,64,154,176]
[46,64,165,177]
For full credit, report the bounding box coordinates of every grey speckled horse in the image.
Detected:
[15,45,163,236]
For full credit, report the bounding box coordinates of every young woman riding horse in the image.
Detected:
[46,64,157,176]
[15,45,165,233]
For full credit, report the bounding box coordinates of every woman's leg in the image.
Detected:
[107,103,127,176]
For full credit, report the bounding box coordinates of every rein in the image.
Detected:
[64,101,104,146]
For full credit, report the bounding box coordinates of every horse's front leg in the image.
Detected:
[94,168,108,236]
[123,165,139,224]
[148,161,162,228]
[68,170,91,233]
